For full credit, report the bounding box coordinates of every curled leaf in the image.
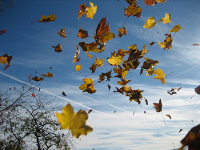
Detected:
[52,44,62,53]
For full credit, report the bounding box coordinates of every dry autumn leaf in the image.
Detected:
[117,78,131,86]
[170,24,181,33]
[78,28,88,39]
[124,2,143,18]
[89,63,97,73]
[32,76,44,82]
[93,17,115,44]
[39,14,57,22]
[85,52,92,59]
[75,64,82,72]
[153,67,166,84]
[192,43,200,46]
[78,3,87,18]
[79,42,98,53]
[158,33,173,51]
[73,46,80,63]
[55,103,93,138]
[166,114,171,119]
[86,2,97,19]
[143,16,157,29]
[79,77,96,94]
[158,13,171,24]
[52,44,62,53]
[41,72,54,78]
[0,54,13,65]
[195,85,200,95]
[95,57,104,67]
[0,29,6,35]
[113,65,127,78]
[57,28,66,38]
[153,99,162,112]
[107,54,123,66]
[144,0,156,6]
[118,26,127,37]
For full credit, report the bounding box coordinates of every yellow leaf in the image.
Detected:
[170,24,181,33]
[55,103,93,138]
[0,54,12,65]
[158,13,171,24]
[113,65,127,78]
[143,16,157,29]
[118,26,127,37]
[85,52,92,59]
[86,2,97,19]
[95,57,104,67]
[124,3,143,18]
[145,67,154,76]
[75,64,82,71]
[155,0,166,3]
[41,72,54,78]
[117,78,131,86]
[32,76,44,82]
[79,77,96,94]
[39,14,57,22]
[79,42,98,53]
[153,67,166,84]
[158,34,173,51]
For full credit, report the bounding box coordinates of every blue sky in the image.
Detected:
[1,0,200,149]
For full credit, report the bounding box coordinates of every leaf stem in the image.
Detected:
[60,129,70,150]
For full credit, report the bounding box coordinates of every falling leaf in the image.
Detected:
[98,70,112,82]
[143,16,157,29]
[166,114,171,119]
[150,41,155,46]
[158,33,173,51]
[118,26,127,37]
[153,67,166,84]
[79,42,98,53]
[117,78,131,86]
[114,110,116,113]
[95,57,104,67]
[0,29,6,35]
[62,91,67,96]
[49,67,52,69]
[179,124,200,149]
[85,52,92,59]
[155,0,166,3]
[124,2,143,18]
[140,58,159,75]
[179,129,183,133]
[55,103,93,138]
[107,55,123,66]
[32,76,44,82]
[52,44,62,53]
[153,99,162,112]
[195,85,200,95]
[39,14,57,22]
[144,0,156,6]
[170,24,181,33]
[158,13,171,24]
[93,17,115,44]
[89,63,97,73]
[0,54,13,65]
[108,84,111,91]
[78,3,87,18]
[79,77,96,94]
[113,65,127,78]
[75,64,82,72]
[73,46,80,63]
[57,28,66,38]
[145,99,148,105]
[192,43,200,46]
[129,89,143,104]
[41,72,54,78]
[78,28,88,39]
[86,2,97,19]
[88,109,92,114]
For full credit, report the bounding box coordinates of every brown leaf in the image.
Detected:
[153,99,162,112]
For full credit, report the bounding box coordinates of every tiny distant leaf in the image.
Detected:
[32,76,44,82]
[39,14,57,22]
[153,99,162,112]
[192,43,200,46]
[52,44,62,53]
[124,2,143,18]
[118,26,127,37]
[0,54,13,65]
[78,28,88,39]
[144,0,156,6]
[158,13,171,24]
[158,33,173,51]
[41,72,54,78]
[78,3,87,18]
[166,114,171,119]
[57,28,66,38]
[89,63,97,73]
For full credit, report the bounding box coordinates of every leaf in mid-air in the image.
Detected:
[98,70,112,82]
[117,78,131,86]
[78,3,87,18]
[52,44,62,53]
[0,29,6,35]
[41,72,54,78]
[170,24,181,33]
[79,42,98,53]
[55,103,93,138]
[155,0,166,3]
[153,99,162,112]
[158,34,173,51]
[57,28,66,38]
[95,57,104,67]
[0,54,13,65]
[118,26,127,37]
[129,89,143,104]
[78,28,88,39]
[179,124,200,150]
[86,2,97,19]
[113,65,127,78]
[153,67,166,84]
[107,55,123,66]
[192,43,200,46]
[73,46,80,63]
[144,0,156,6]
[143,16,157,29]
[158,13,171,24]
[166,114,171,119]
[89,63,97,73]
[39,14,57,22]
[124,2,143,18]
[62,91,67,96]
[79,77,96,94]
[32,76,44,82]
[93,17,115,44]
[75,64,82,72]
[195,85,200,95]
